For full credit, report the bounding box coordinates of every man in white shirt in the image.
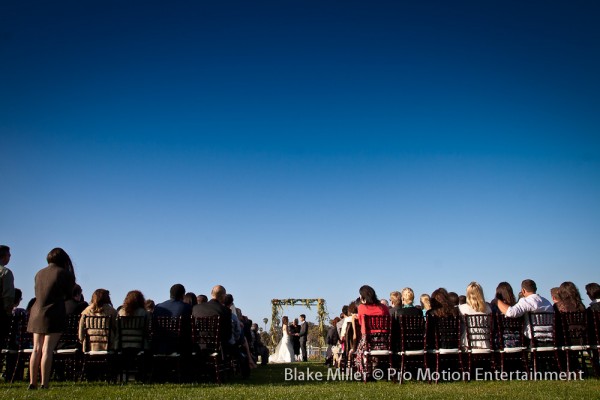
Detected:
[497,279,553,338]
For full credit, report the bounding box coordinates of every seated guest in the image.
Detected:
[496,279,553,339]
[490,282,517,314]
[389,291,402,319]
[12,288,27,318]
[144,299,155,314]
[428,288,458,318]
[458,295,466,305]
[398,287,423,316]
[337,306,348,337]
[153,284,192,318]
[458,282,492,348]
[250,322,269,365]
[192,285,232,349]
[354,285,389,373]
[585,283,600,311]
[78,289,118,351]
[326,317,341,366]
[118,290,151,349]
[448,292,459,307]
[550,287,560,304]
[196,294,208,304]
[420,294,431,316]
[555,281,585,312]
[183,292,197,307]
[65,284,88,316]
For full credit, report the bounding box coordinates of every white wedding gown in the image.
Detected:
[269,326,294,363]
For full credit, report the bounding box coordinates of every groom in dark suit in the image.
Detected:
[298,314,308,362]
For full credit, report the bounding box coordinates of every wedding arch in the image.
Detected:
[270,298,328,348]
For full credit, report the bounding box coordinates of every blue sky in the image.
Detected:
[1,1,599,324]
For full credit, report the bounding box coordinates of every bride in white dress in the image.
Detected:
[269,316,295,363]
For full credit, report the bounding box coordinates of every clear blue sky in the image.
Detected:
[1,1,599,325]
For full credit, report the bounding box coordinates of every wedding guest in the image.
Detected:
[192,285,232,349]
[118,290,150,350]
[196,294,208,304]
[12,288,26,318]
[448,292,459,307]
[458,282,492,348]
[27,248,76,389]
[78,288,118,352]
[458,295,467,305]
[337,306,348,337]
[389,291,402,318]
[496,279,553,339]
[428,288,458,318]
[420,294,431,317]
[380,299,390,308]
[144,299,155,313]
[65,284,88,315]
[26,298,36,315]
[184,292,197,307]
[354,285,389,373]
[490,282,517,314]
[154,284,192,318]
[550,287,560,304]
[555,281,585,312]
[585,283,600,311]
[325,317,341,366]
[0,245,15,350]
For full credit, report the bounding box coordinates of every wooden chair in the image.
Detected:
[1,314,32,382]
[464,314,495,376]
[589,310,600,376]
[191,316,227,383]
[527,312,561,375]
[359,315,392,382]
[426,315,464,382]
[396,314,426,384]
[495,314,527,373]
[53,314,82,381]
[117,315,148,383]
[557,311,591,376]
[80,315,116,382]
[150,316,184,382]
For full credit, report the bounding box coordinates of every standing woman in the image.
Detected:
[27,248,75,389]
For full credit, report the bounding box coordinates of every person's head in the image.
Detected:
[46,247,75,276]
[430,288,455,317]
[495,282,516,306]
[550,287,560,303]
[169,284,186,301]
[26,297,36,313]
[223,294,234,307]
[197,294,208,304]
[122,290,146,316]
[331,317,340,326]
[585,283,600,301]
[341,305,349,317]
[72,284,83,301]
[0,245,10,265]
[251,323,259,331]
[293,318,299,325]
[380,299,389,307]
[184,292,197,306]
[401,287,415,306]
[390,291,402,307]
[466,282,487,313]
[359,285,379,305]
[420,294,431,310]
[211,285,226,303]
[282,316,289,325]
[458,295,466,305]
[348,300,358,315]
[13,288,22,307]
[91,288,112,312]
[448,292,459,307]
[144,299,155,312]
[558,281,584,308]
[300,314,306,322]
[521,279,537,295]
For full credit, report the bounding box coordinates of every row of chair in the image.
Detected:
[0,314,230,384]
[348,311,600,382]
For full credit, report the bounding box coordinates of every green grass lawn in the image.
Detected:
[1,362,599,399]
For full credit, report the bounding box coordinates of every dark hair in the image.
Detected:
[557,281,585,312]
[26,297,36,313]
[90,288,111,313]
[341,305,349,315]
[144,299,155,312]
[359,285,379,305]
[46,247,75,277]
[197,294,208,304]
[447,292,459,306]
[348,300,358,314]
[282,316,289,325]
[122,290,146,316]
[495,282,516,306]
[521,279,537,293]
[458,295,466,305]
[0,245,10,259]
[300,314,306,319]
[429,288,457,317]
[224,294,234,307]
[14,288,22,303]
[184,292,197,306]
[585,283,600,300]
[170,284,186,300]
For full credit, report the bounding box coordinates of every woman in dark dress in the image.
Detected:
[27,248,75,389]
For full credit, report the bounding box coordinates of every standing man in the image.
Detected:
[0,245,15,348]
[298,314,308,362]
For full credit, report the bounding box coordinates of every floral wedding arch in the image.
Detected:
[270,298,328,348]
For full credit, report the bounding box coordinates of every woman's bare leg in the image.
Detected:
[29,333,45,387]
[40,333,62,387]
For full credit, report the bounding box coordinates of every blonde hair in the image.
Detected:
[420,294,431,310]
[389,291,401,307]
[466,281,487,313]
[401,287,415,305]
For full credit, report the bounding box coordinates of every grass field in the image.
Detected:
[1,362,599,399]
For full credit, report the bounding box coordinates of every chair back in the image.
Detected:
[191,316,221,354]
[558,311,588,348]
[427,315,461,350]
[464,314,493,350]
[118,315,148,350]
[397,314,426,353]
[362,315,392,352]
[495,314,525,350]
[590,311,600,347]
[151,316,182,355]
[56,314,81,350]
[527,312,556,348]
[81,315,113,352]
